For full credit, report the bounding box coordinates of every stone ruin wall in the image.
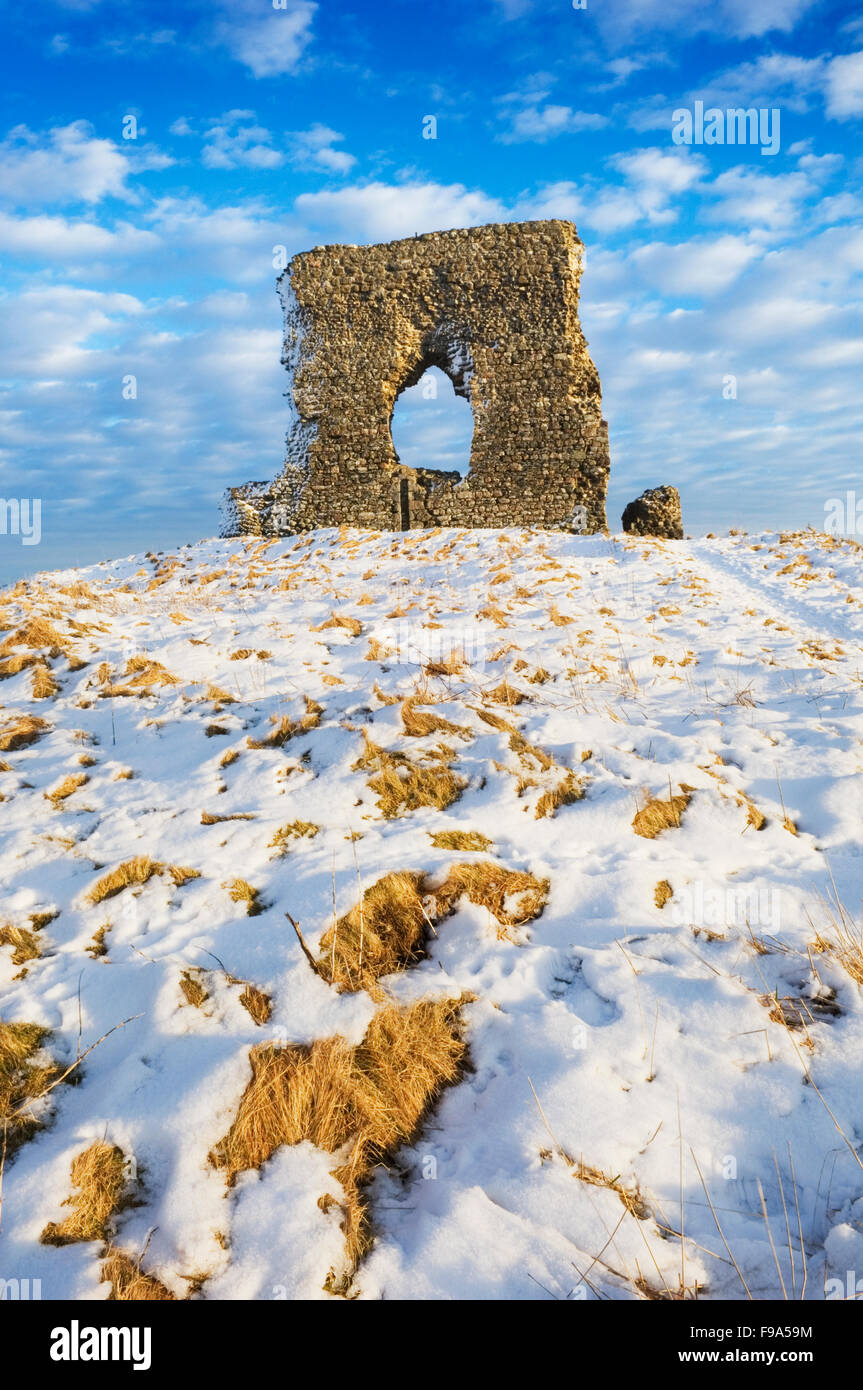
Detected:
[223,219,612,536]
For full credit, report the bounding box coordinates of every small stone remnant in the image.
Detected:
[223,219,611,535]
[621,485,683,539]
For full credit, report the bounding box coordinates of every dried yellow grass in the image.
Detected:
[238,985,272,1026]
[223,878,265,916]
[313,612,363,638]
[40,1142,129,1245]
[8,616,67,651]
[100,656,180,698]
[45,772,89,807]
[654,880,673,909]
[0,651,38,680]
[100,1247,176,1301]
[86,856,200,905]
[632,788,691,839]
[400,699,471,740]
[365,637,394,662]
[0,713,49,752]
[355,734,466,819]
[87,924,110,958]
[180,970,209,1008]
[269,820,319,856]
[0,925,42,967]
[206,683,237,704]
[31,662,60,699]
[433,861,549,934]
[429,829,493,852]
[535,770,586,819]
[209,996,469,1293]
[247,697,322,749]
[738,793,766,831]
[486,679,525,706]
[810,894,863,987]
[200,810,255,824]
[425,650,466,676]
[318,861,548,993]
[0,1021,64,1158]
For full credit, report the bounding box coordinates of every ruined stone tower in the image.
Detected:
[222,219,611,535]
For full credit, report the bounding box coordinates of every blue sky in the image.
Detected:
[1,0,862,579]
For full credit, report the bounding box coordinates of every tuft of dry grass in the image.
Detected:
[200,810,255,824]
[365,637,394,662]
[535,770,586,819]
[247,697,322,749]
[45,772,89,807]
[738,793,766,831]
[632,787,691,839]
[100,1247,176,1301]
[429,829,493,852]
[810,894,863,987]
[0,1021,64,1158]
[0,713,49,752]
[313,612,363,638]
[206,684,237,704]
[40,1142,130,1245]
[223,878,265,916]
[239,985,272,1026]
[87,923,110,958]
[86,856,200,905]
[432,861,549,935]
[31,662,60,699]
[400,699,471,741]
[654,880,673,909]
[0,651,39,680]
[219,748,240,768]
[269,820,319,856]
[486,679,525,707]
[209,996,469,1292]
[0,925,42,967]
[355,733,466,819]
[100,656,180,698]
[318,861,548,993]
[318,871,428,992]
[180,970,209,1008]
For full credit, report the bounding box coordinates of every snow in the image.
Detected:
[2,524,863,1301]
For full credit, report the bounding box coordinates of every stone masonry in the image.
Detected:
[621,485,684,539]
[222,219,611,535]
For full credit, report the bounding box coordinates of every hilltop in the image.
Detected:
[2,525,863,1300]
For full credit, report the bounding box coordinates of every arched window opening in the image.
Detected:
[390,366,473,477]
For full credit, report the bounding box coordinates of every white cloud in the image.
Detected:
[705,166,814,229]
[294,181,506,242]
[630,235,761,295]
[594,0,818,43]
[0,210,158,259]
[825,50,863,119]
[0,286,144,378]
[202,112,283,170]
[498,105,608,144]
[0,122,130,206]
[287,124,355,173]
[214,0,316,79]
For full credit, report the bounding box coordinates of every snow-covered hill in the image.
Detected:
[2,525,863,1301]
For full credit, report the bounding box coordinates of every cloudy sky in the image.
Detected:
[1,0,861,578]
